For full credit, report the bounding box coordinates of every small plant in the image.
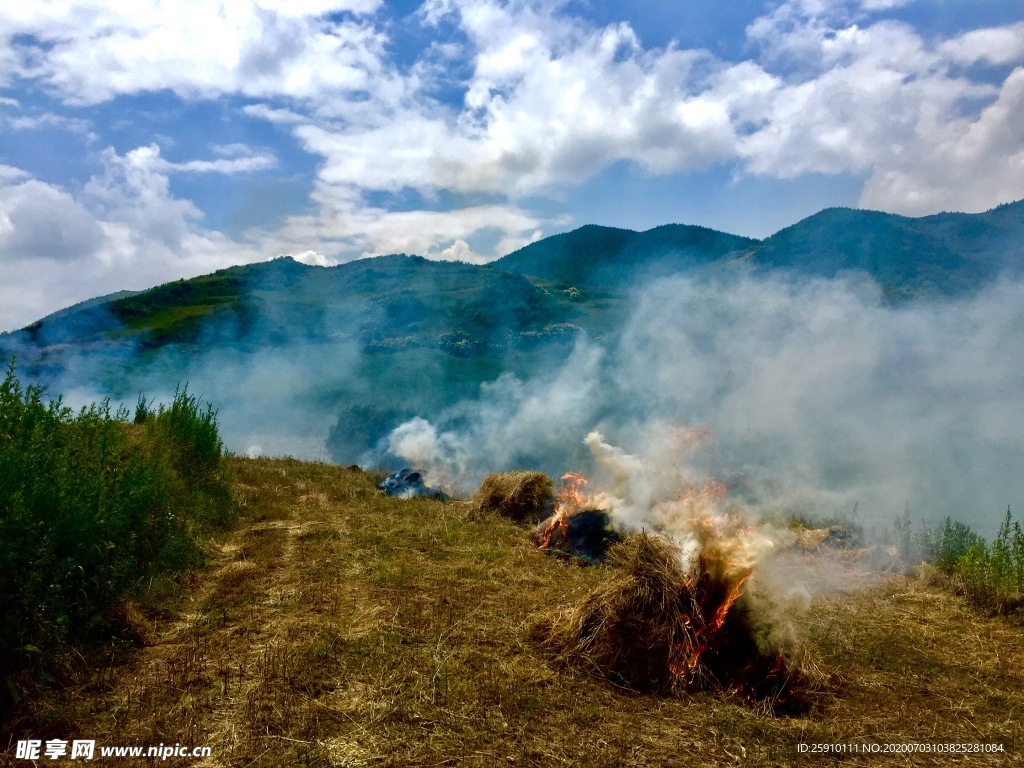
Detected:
[923,517,984,574]
[133,393,150,424]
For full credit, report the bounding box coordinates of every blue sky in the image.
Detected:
[1,0,1023,330]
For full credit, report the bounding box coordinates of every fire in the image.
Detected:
[556,471,588,508]
[535,472,590,550]
[531,456,806,708]
[668,549,753,685]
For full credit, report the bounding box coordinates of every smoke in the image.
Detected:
[8,254,1024,539]
[4,259,369,463]
[386,268,1024,537]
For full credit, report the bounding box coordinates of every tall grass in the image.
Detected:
[923,509,1024,615]
[0,361,233,705]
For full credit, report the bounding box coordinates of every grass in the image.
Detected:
[108,271,243,343]
[0,364,234,710]
[2,457,1021,766]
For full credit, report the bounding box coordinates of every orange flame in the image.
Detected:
[668,550,754,684]
[536,472,590,550]
[556,471,588,509]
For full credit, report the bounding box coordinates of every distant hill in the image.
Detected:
[3,199,1023,463]
[494,223,757,287]
[748,200,1024,299]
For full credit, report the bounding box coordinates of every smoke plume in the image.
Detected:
[386,269,1024,537]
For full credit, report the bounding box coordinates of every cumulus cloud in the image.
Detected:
[3,0,1024,318]
[939,22,1024,67]
[249,179,546,262]
[859,66,1024,214]
[0,179,105,262]
[287,249,338,266]
[0,146,270,330]
[737,1,1024,211]
[252,0,1024,252]
[0,0,385,103]
[290,0,734,199]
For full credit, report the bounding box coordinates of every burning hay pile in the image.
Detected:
[531,471,623,563]
[532,531,816,711]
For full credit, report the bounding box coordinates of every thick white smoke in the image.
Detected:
[387,269,1024,537]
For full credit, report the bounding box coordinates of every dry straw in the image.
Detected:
[532,531,822,711]
[473,471,554,523]
[531,532,688,691]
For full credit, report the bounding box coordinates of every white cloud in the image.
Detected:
[439,238,478,262]
[286,250,338,266]
[939,22,1024,67]
[1,0,386,104]
[736,2,1024,211]
[0,149,264,331]
[859,0,915,10]
[160,153,278,174]
[83,145,204,252]
[0,179,105,262]
[251,176,546,262]
[859,66,1024,215]
[268,0,1024,251]
[0,164,30,183]
[3,0,1024,322]
[5,113,94,135]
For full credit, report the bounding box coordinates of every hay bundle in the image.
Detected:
[474,471,554,523]
[532,531,818,709]
[532,532,688,690]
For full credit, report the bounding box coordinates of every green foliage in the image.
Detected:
[108,271,243,341]
[923,517,984,574]
[0,361,234,703]
[923,509,1024,616]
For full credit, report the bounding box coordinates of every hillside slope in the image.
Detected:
[2,201,1023,466]
[4,457,1020,767]
[750,200,1024,298]
[493,223,757,287]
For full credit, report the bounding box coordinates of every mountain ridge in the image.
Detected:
[4,199,1023,465]
[9,198,1024,339]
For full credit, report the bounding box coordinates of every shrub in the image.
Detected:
[923,517,984,575]
[923,509,1024,616]
[0,361,233,707]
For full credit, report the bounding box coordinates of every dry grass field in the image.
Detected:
[3,457,1022,766]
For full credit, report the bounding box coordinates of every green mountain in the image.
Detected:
[3,200,1023,463]
[748,201,1024,299]
[493,223,757,287]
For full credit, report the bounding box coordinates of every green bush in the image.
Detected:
[923,517,984,575]
[923,509,1024,616]
[0,361,234,705]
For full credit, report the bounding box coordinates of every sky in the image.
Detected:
[1,0,1023,332]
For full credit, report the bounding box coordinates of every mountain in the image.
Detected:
[13,253,609,357]
[3,200,1023,464]
[494,223,757,287]
[748,200,1024,299]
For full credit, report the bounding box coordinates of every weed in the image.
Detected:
[922,508,1024,616]
[0,361,233,709]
